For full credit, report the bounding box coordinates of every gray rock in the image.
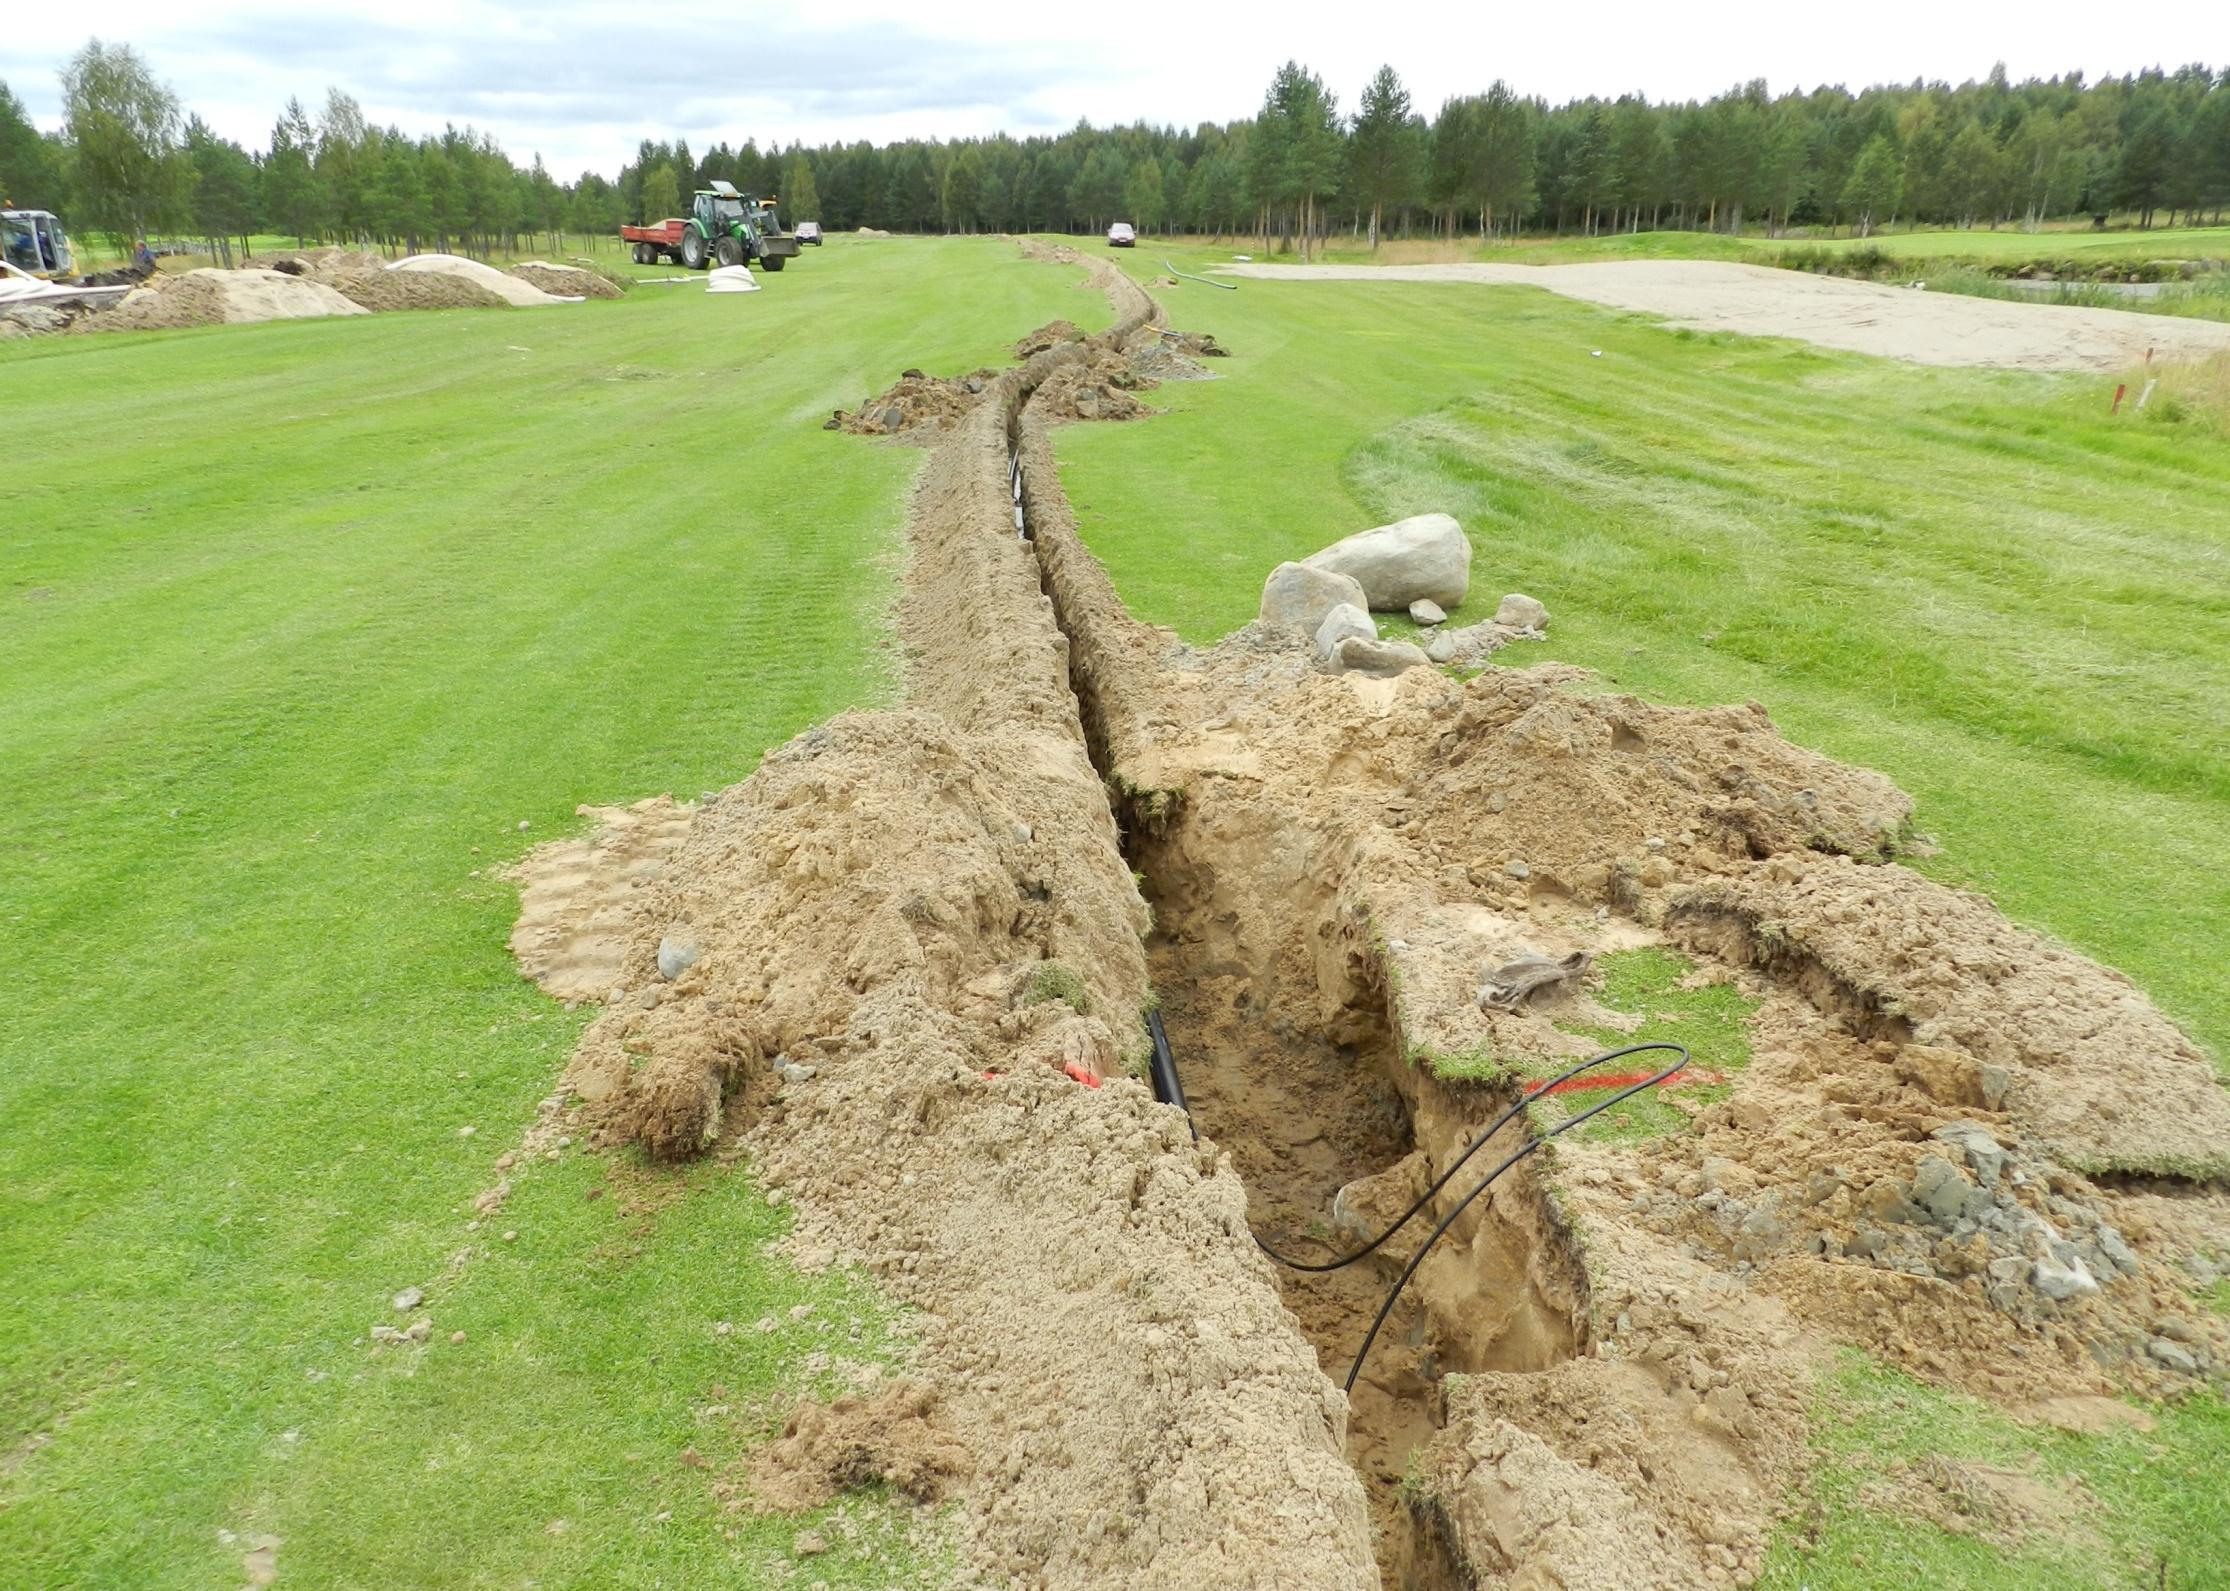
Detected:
[2148,1338,2199,1375]
[777,1060,818,1085]
[1910,1156,1973,1225]
[1314,602,1377,660]
[1260,562,1369,635]
[1979,1064,2011,1110]
[1987,1255,2033,1285]
[1302,512,1471,610]
[392,1286,425,1313]
[1329,636,1430,679]
[0,302,69,335]
[2031,1254,2100,1302]
[656,935,700,981]
[1408,598,1447,626]
[1424,632,1457,664]
[1931,1122,2007,1186]
[1504,858,1531,880]
[1802,1170,1844,1207]
[1494,592,1550,631]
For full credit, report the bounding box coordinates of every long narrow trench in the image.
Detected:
[1005,313,1582,1587]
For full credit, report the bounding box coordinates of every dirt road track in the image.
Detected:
[1220,259,2230,372]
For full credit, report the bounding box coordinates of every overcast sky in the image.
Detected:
[2,1,2218,177]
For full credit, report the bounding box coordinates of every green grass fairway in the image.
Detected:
[1055,244,2230,1583]
[0,237,1103,1586]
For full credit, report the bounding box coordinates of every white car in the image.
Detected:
[795,221,823,246]
[1107,222,1136,248]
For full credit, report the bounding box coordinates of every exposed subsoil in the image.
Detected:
[511,240,2230,1588]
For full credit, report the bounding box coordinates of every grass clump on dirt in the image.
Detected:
[0,236,1107,1584]
[1759,1351,2230,1590]
[1022,960,1091,1014]
[1529,948,1755,1144]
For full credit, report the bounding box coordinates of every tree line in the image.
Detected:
[4,41,2228,264]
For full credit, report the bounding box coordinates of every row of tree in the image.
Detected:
[5,42,2229,263]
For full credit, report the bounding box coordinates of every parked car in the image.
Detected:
[796,221,823,246]
[1107,222,1136,248]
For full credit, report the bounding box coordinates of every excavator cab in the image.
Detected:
[2,210,74,279]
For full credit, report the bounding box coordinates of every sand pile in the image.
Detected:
[81,268,367,332]
[270,248,509,312]
[825,368,1000,436]
[511,260,623,300]
[390,253,565,307]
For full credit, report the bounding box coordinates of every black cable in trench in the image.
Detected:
[1144,1019,1688,1394]
[1334,1044,1689,1394]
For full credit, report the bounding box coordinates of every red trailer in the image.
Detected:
[620,218,690,267]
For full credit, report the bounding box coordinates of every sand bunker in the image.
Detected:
[390,254,565,307]
[1221,258,2230,372]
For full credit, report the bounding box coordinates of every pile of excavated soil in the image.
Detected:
[1012,318,1082,358]
[1032,348,1157,421]
[390,253,565,307]
[511,260,623,299]
[271,248,509,312]
[826,368,999,436]
[78,268,368,332]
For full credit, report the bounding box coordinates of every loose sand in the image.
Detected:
[1220,259,2230,371]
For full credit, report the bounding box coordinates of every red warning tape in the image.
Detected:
[1522,1066,1720,1098]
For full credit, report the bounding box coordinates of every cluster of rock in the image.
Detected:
[1665,1105,2212,1377]
[1256,511,1550,677]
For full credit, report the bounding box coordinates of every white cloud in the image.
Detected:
[2,0,2218,176]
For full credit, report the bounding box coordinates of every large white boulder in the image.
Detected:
[1314,603,1377,661]
[1260,561,1368,634]
[1303,513,1470,611]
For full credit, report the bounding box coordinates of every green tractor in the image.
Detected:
[679,180,800,272]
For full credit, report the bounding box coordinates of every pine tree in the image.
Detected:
[1348,65,1422,248]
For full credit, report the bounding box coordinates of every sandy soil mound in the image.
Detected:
[1013,319,1082,358]
[390,253,565,307]
[270,248,510,312]
[505,796,695,1003]
[77,268,369,333]
[826,368,999,436]
[1033,350,1157,421]
[1222,258,2230,372]
[511,260,623,299]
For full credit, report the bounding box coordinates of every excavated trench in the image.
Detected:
[1004,295,1588,1584]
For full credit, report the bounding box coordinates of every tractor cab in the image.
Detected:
[692,182,753,241]
[2,210,73,280]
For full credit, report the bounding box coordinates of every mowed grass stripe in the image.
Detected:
[0,238,1097,1586]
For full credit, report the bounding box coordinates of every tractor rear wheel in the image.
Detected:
[761,253,786,272]
[714,234,743,268]
[680,230,708,270]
